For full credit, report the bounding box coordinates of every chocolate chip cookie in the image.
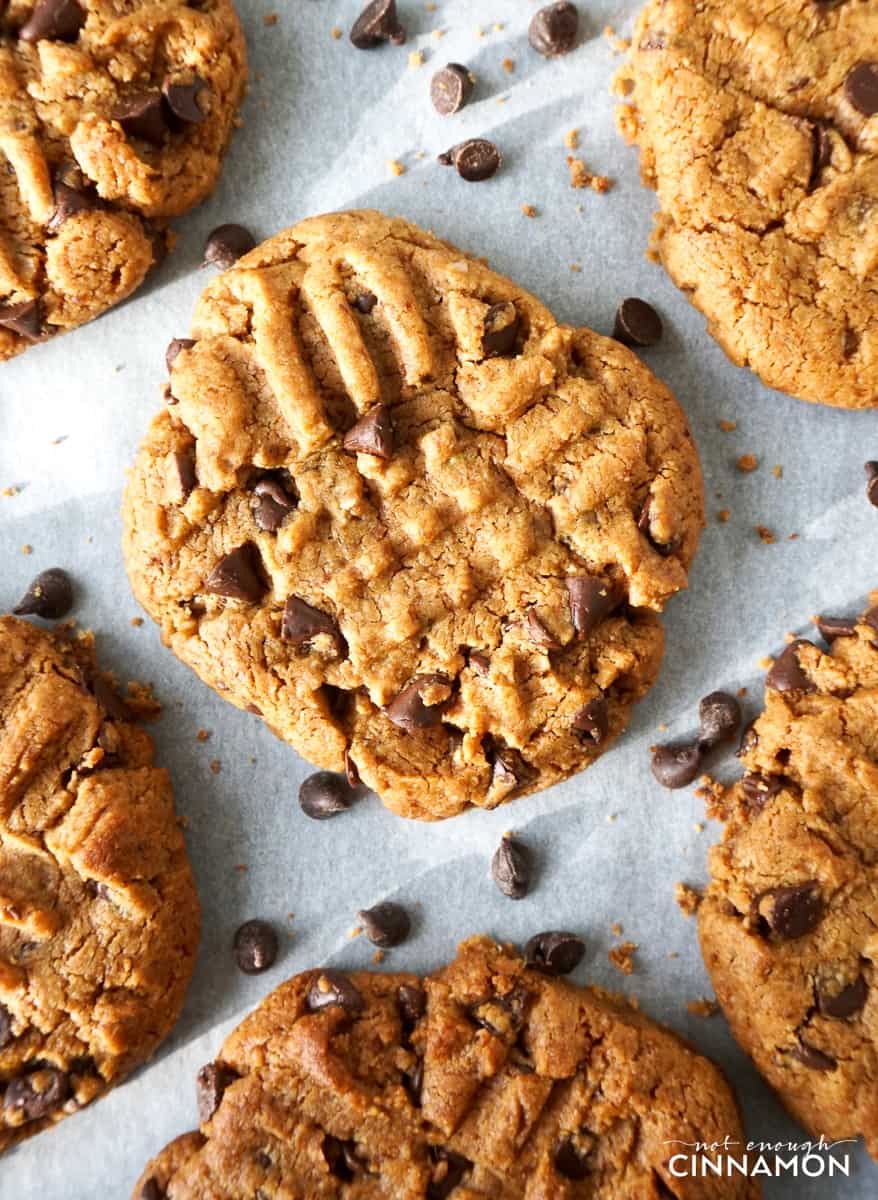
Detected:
[699,602,878,1154]
[0,0,246,360]
[133,935,755,1199]
[122,210,704,820]
[0,616,199,1152]
[616,0,878,409]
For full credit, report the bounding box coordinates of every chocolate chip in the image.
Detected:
[482,301,520,357]
[233,919,278,974]
[524,930,585,976]
[554,1136,591,1180]
[19,0,84,42]
[765,640,816,693]
[0,1005,13,1048]
[3,1068,69,1121]
[565,575,621,638]
[740,772,787,811]
[737,721,758,757]
[491,835,531,899]
[13,567,74,620]
[166,337,195,373]
[428,1148,471,1200]
[352,291,377,313]
[385,674,453,731]
[815,614,858,642]
[613,297,663,347]
[299,770,357,820]
[528,2,579,56]
[204,543,267,602]
[762,881,823,940]
[0,300,42,340]
[438,138,502,182]
[430,63,473,115]
[809,122,834,189]
[488,745,533,797]
[698,691,741,748]
[572,697,609,745]
[344,748,360,788]
[397,983,426,1024]
[91,675,132,722]
[343,404,394,459]
[282,595,344,653]
[357,901,411,948]
[112,90,168,145]
[818,973,868,1019]
[638,499,679,556]
[202,223,256,269]
[525,610,558,649]
[468,989,527,1037]
[650,742,702,789]
[403,1058,423,1106]
[139,1179,163,1200]
[349,0,406,48]
[306,970,364,1014]
[172,450,197,501]
[865,461,878,507]
[465,648,491,676]
[162,77,209,125]
[845,62,878,116]
[322,1134,361,1181]
[792,1040,837,1072]
[196,1061,239,1123]
[47,179,99,230]
[252,474,296,532]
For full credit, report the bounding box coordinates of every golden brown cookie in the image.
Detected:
[0,615,200,1152]
[122,210,704,820]
[133,935,756,1199]
[616,0,878,409]
[699,601,878,1155]
[0,0,246,359]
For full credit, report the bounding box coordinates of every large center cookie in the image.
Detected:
[0,0,246,359]
[0,616,200,1151]
[699,604,878,1155]
[133,935,756,1199]
[123,211,703,820]
[616,0,878,409]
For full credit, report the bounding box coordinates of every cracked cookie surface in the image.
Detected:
[616,0,878,409]
[0,0,246,360]
[122,210,704,820]
[0,615,199,1152]
[133,935,756,1199]
[699,602,878,1154]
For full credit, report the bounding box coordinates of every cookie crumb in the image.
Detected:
[718,419,737,432]
[675,882,702,917]
[501,57,514,73]
[608,941,637,975]
[330,25,342,39]
[408,50,424,68]
[387,159,405,176]
[372,949,386,964]
[521,203,538,218]
[687,997,719,1018]
[196,729,211,742]
[570,262,582,273]
[20,544,32,555]
[130,616,144,627]
[772,464,783,478]
[756,525,776,544]
[717,509,731,523]
[263,11,277,25]
[567,156,612,192]
[564,128,580,150]
[2,485,19,497]
[693,821,705,833]
[611,921,623,936]
[209,759,221,774]
[736,453,758,473]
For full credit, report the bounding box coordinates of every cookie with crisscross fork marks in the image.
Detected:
[0,616,199,1152]
[0,0,246,360]
[123,211,704,820]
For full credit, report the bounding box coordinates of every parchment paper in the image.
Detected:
[2,1,876,1195]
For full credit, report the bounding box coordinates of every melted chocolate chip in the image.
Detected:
[815,614,858,642]
[572,697,609,745]
[398,983,426,1025]
[204,543,267,602]
[112,90,167,145]
[0,1004,13,1048]
[282,595,344,653]
[323,1134,361,1181]
[233,919,278,974]
[524,930,585,976]
[139,1179,163,1200]
[165,337,195,373]
[491,835,531,899]
[352,291,377,314]
[740,772,788,811]
[613,297,663,347]
[162,77,209,125]
[306,970,364,1015]
[482,302,520,357]
[13,567,74,620]
[438,138,502,182]
[488,744,533,798]
[765,640,816,693]
[350,0,406,48]
[792,1040,837,1072]
[3,1067,70,1121]
[47,178,99,230]
[202,224,256,269]
[344,749,360,789]
[385,674,453,731]
[525,610,559,649]
[554,1135,592,1180]
[196,1061,239,1123]
[427,1148,471,1200]
[565,575,621,638]
[431,63,473,115]
[357,901,411,948]
[845,62,878,116]
[172,450,198,501]
[0,300,42,340]
[760,881,823,940]
[299,771,357,820]
[19,0,84,43]
[528,2,579,57]
[251,474,296,531]
[651,742,702,789]
[343,405,394,459]
[818,973,868,1019]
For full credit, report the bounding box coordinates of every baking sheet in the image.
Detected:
[2,0,877,1195]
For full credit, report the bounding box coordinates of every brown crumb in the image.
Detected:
[608,942,637,975]
[675,882,703,917]
[130,616,144,627]
[349,926,363,939]
[772,464,783,478]
[330,25,342,39]
[564,128,580,150]
[209,759,221,775]
[736,453,758,472]
[567,156,613,193]
[737,686,748,697]
[611,922,623,936]
[756,525,776,545]
[2,485,19,497]
[263,11,277,25]
[20,544,32,555]
[501,57,514,73]
[235,863,247,873]
[718,419,737,432]
[196,729,211,742]
[521,203,538,218]
[570,262,582,273]
[687,997,720,1018]
[408,50,424,68]
[668,951,680,960]
[387,159,405,176]
[788,532,799,540]
[372,949,386,964]
[717,509,731,523]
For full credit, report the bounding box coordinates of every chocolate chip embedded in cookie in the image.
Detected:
[616,0,878,410]
[0,0,246,361]
[123,210,704,820]
[131,935,757,1199]
[699,600,878,1155]
[0,616,199,1152]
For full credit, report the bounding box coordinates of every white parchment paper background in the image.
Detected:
[1,1,877,1195]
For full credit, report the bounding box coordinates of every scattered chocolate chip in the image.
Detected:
[524,930,585,976]
[112,90,167,145]
[428,1148,471,1200]
[792,1040,837,1072]
[47,179,99,230]
[565,575,621,638]
[740,772,788,811]
[3,1068,69,1121]
[343,405,394,459]
[865,461,878,507]
[430,63,473,115]
[762,881,823,940]
[19,0,84,42]
[554,1136,591,1180]
[528,2,579,57]
[349,0,405,48]
[818,973,868,1019]
[613,297,663,347]
[482,301,520,357]
[815,614,857,642]
[306,970,364,1014]
[162,77,209,125]
[397,983,426,1024]
[166,337,195,373]
[299,771,357,820]
[525,610,558,649]
[202,223,256,269]
[323,1134,361,1181]
[357,901,411,948]
[0,300,41,341]
[845,62,878,117]
[252,474,296,532]
[698,691,741,748]
[765,640,816,693]
[139,1179,163,1200]
[172,450,198,501]
[650,742,702,789]
[282,595,344,653]
[203,543,267,602]
[13,567,74,620]
[572,697,609,745]
[0,1004,13,1048]
[196,1061,239,1124]
[491,835,531,899]
[344,748,360,788]
[352,291,377,314]
[385,674,453,731]
[233,919,278,974]
[438,138,502,182]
